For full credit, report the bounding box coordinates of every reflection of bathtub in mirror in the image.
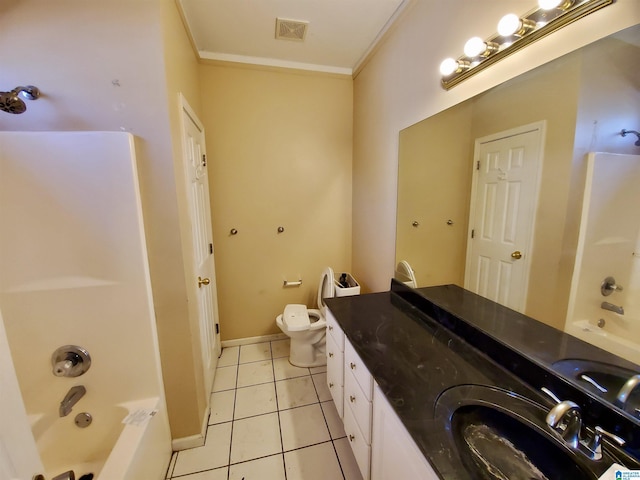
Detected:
[565,152,640,366]
[566,319,640,366]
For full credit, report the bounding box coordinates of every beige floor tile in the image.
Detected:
[284,442,343,480]
[312,372,332,402]
[218,346,240,367]
[230,412,282,464]
[321,400,346,439]
[273,356,309,380]
[212,365,238,392]
[271,339,290,359]
[309,365,327,374]
[234,382,277,419]
[335,437,364,480]
[177,467,229,480]
[173,423,232,476]
[280,404,330,451]
[239,342,272,363]
[229,454,286,480]
[237,360,274,387]
[276,376,319,409]
[209,389,235,424]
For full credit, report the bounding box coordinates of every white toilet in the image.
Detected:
[276,267,335,367]
[395,260,417,288]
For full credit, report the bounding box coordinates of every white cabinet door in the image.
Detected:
[326,332,344,418]
[371,384,439,480]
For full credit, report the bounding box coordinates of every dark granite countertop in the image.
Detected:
[325,283,640,479]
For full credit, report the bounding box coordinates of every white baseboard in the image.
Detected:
[221,333,287,348]
[171,406,210,451]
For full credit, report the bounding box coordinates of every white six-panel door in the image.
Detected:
[465,122,545,312]
[180,95,221,397]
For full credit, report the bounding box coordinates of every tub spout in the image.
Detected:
[59,385,86,417]
[601,301,624,315]
[52,471,76,480]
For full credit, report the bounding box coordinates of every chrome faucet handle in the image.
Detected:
[546,400,582,449]
[601,276,623,296]
[583,425,626,460]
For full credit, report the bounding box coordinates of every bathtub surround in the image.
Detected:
[565,152,640,363]
[0,132,171,478]
[0,0,212,442]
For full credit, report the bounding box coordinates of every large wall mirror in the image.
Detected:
[396,24,640,418]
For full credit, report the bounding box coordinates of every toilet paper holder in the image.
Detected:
[283,278,303,287]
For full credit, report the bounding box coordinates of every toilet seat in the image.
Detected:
[317,266,335,313]
[395,260,417,288]
[283,304,312,331]
[275,267,334,368]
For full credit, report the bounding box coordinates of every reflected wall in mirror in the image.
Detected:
[396,25,640,350]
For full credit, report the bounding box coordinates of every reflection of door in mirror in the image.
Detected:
[465,123,544,312]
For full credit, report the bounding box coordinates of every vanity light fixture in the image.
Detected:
[440,0,615,90]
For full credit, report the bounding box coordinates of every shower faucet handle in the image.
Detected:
[601,276,623,296]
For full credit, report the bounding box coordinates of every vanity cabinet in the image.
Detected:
[327,309,435,480]
[326,310,374,479]
[371,384,439,480]
[343,340,373,479]
[326,311,344,418]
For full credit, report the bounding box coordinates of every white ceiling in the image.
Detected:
[177,0,409,75]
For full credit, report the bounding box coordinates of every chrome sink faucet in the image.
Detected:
[59,385,86,417]
[616,374,640,411]
[543,388,625,460]
[546,400,582,449]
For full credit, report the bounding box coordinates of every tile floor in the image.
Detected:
[165,339,364,480]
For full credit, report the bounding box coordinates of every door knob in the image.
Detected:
[198,276,210,288]
[511,251,522,260]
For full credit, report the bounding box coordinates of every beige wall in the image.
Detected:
[353,0,640,293]
[198,65,353,340]
[396,102,474,288]
[159,0,208,439]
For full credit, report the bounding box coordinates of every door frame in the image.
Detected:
[464,120,546,311]
[173,93,221,449]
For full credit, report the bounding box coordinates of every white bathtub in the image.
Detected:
[566,319,640,366]
[31,396,169,480]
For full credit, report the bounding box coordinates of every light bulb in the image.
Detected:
[498,14,521,36]
[464,37,486,57]
[439,58,458,76]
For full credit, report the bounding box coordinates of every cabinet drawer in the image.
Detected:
[344,367,372,443]
[345,341,373,401]
[326,310,344,351]
[344,399,371,480]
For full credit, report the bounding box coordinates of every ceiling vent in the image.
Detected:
[275,18,309,42]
